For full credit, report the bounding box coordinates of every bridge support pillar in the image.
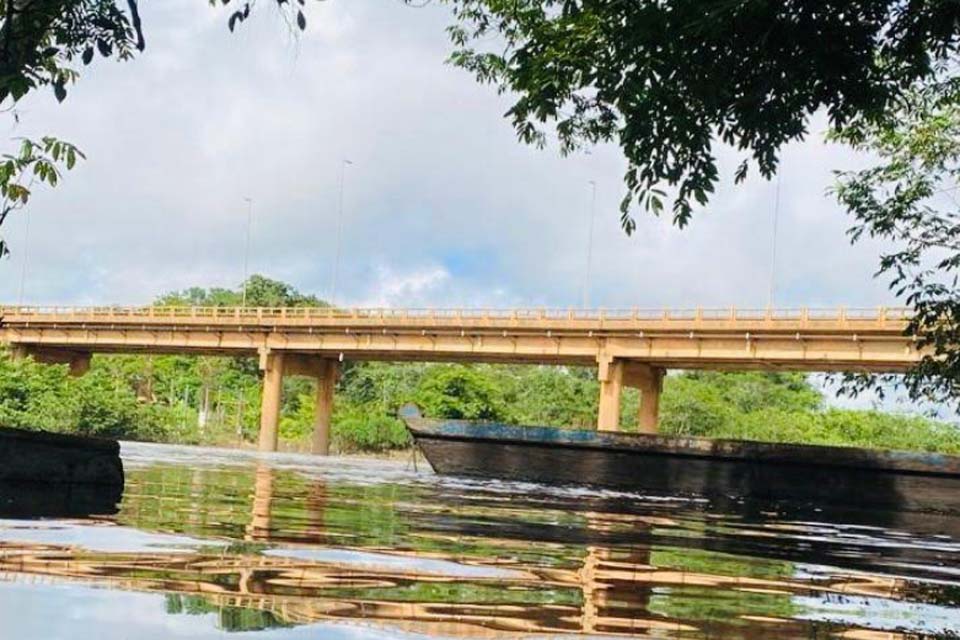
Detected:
[625,363,664,434]
[258,351,285,453]
[311,359,339,456]
[262,353,340,456]
[596,356,624,431]
[9,345,91,377]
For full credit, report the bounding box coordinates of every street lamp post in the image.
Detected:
[17,210,31,306]
[241,197,253,308]
[330,159,352,305]
[583,180,597,309]
[768,173,782,309]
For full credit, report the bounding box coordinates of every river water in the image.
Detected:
[0,442,958,639]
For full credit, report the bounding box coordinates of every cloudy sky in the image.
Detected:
[1,0,897,313]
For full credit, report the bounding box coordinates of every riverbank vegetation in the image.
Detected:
[1,277,958,455]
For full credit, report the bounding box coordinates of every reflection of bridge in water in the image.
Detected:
[0,538,912,637]
[0,536,914,637]
[0,305,922,451]
[0,464,920,638]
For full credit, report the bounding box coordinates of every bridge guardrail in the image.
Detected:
[0,305,913,324]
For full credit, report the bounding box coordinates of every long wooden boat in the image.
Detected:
[404,417,960,514]
[0,426,124,486]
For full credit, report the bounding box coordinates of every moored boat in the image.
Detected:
[404,415,960,514]
[0,426,124,487]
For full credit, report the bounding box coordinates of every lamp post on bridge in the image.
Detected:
[583,180,597,309]
[17,209,31,307]
[330,159,353,307]
[241,197,253,308]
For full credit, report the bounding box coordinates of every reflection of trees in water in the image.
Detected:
[62,462,956,637]
[165,594,292,632]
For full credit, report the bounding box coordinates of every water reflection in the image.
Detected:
[0,481,121,518]
[0,442,957,638]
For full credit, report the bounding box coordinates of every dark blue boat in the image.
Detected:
[404,415,960,514]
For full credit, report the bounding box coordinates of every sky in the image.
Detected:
[0,1,928,412]
[1,0,897,310]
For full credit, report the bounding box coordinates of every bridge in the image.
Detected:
[0,305,921,454]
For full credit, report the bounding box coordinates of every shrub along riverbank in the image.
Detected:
[1,277,958,455]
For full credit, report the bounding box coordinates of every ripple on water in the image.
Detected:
[0,440,955,639]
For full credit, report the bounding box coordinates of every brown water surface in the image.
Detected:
[0,442,958,639]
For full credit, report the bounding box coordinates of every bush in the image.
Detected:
[414,365,507,421]
[333,412,410,453]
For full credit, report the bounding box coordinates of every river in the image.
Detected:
[0,442,958,638]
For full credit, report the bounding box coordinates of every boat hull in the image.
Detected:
[408,421,960,514]
[0,426,124,486]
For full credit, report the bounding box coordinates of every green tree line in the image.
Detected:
[1,276,958,455]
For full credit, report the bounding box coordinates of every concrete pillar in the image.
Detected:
[67,352,91,377]
[312,359,339,456]
[9,346,90,377]
[597,357,624,431]
[628,364,664,434]
[258,351,285,452]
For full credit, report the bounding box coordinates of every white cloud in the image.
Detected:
[356,264,451,308]
[0,0,934,413]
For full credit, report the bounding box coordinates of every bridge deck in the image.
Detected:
[0,305,923,447]
[0,305,918,371]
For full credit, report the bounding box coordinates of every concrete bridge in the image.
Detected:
[0,305,921,453]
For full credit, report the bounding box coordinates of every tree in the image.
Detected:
[0,0,316,107]
[831,86,960,408]
[0,0,314,254]
[157,275,327,308]
[444,0,960,404]
[444,1,960,229]
[1,136,83,257]
[414,364,507,421]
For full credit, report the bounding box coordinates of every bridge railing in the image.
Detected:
[0,305,913,324]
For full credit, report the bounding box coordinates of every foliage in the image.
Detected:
[0,0,316,255]
[333,409,410,453]
[0,0,142,106]
[440,1,960,407]
[4,343,960,453]
[2,279,958,454]
[413,364,508,421]
[0,0,316,107]
[658,373,960,454]
[0,348,170,441]
[444,0,960,230]
[831,88,960,409]
[506,365,598,428]
[165,595,291,632]
[0,136,84,257]
[157,274,327,308]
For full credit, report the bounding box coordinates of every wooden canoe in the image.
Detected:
[0,427,124,486]
[405,417,960,514]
